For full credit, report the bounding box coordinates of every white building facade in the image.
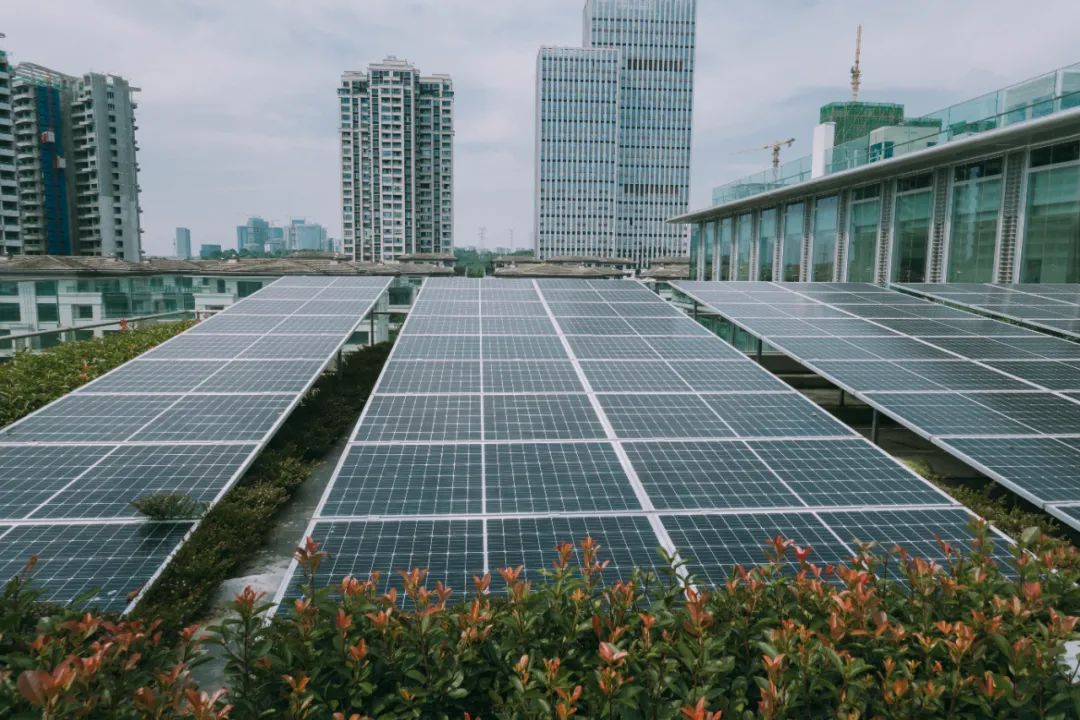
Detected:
[535,0,696,266]
[339,57,453,261]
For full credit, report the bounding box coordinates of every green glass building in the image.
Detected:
[680,62,1080,285]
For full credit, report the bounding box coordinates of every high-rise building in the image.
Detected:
[535,0,696,266]
[338,57,453,261]
[239,216,269,255]
[0,51,142,261]
[174,227,191,258]
[0,48,18,255]
[289,218,328,252]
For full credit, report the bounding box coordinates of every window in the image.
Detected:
[1021,162,1080,283]
[0,281,17,296]
[758,208,777,280]
[891,181,934,283]
[948,164,1002,282]
[75,305,94,319]
[0,303,19,322]
[34,280,57,296]
[37,303,59,323]
[847,189,880,283]
[781,203,804,281]
[718,218,733,281]
[237,281,263,298]
[811,196,838,281]
[735,214,752,280]
[703,220,716,281]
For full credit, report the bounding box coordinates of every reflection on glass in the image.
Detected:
[811,196,838,281]
[758,208,777,280]
[735,214,752,280]
[1021,164,1080,282]
[847,197,879,282]
[892,191,933,282]
[948,177,1001,282]
[703,220,716,281]
[718,217,733,281]
[781,203,804,281]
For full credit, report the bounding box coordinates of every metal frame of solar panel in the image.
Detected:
[273,278,1005,611]
[0,276,391,612]
[673,280,1080,530]
[894,283,1080,341]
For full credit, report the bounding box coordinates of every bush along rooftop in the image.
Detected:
[3,521,1080,719]
[0,319,195,427]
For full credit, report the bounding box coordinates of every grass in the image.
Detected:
[134,341,392,630]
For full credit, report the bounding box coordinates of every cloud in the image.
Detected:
[3,0,1078,253]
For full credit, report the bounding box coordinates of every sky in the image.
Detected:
[4,0,1080,256]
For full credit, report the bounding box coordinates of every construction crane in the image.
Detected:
[850,24,862,101]
[732,138,796,181]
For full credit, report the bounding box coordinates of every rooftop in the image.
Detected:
[493,262,626,277]
[0,255,455,276]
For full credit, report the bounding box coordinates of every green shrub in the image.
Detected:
[133,342,393,630]
[4,523,1080,719]
[131,492,204,520]
[0,320,195,427]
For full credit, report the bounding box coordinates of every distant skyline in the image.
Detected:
[4,0,1080,255]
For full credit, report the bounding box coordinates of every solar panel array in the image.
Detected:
[275,278,1008,608]
[673,280,1080,530]
[896,282,1080,340]
[0,276,390,611]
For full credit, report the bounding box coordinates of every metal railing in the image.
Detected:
[0,309,197,356]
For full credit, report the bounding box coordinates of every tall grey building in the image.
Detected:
[0,48,142,260]
[0,48,18,255]
[535,0,696,266]
[338,57,453,261]
[174,227,191,258]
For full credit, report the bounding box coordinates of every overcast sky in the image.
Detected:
[4,0,1080,255]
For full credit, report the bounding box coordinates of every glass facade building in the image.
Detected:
[679,62,1080,286]
[535,0,696,266]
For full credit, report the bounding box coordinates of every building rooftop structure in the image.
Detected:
[492,262,626,278]
[0,255,455,277]
[639,264,691,280]
[546,255,637,267]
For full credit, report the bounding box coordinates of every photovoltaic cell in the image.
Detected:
[599,394,735,439]
[485,443,640,513]
[704,393,856,438]
[623,441,801,509]
[580,361,689,391]
[80,360,224,394]
[487,516,664,591]
[0,395,179,442]
[0,445,113,520]
[322,445,482,517]
[378,361,482,394]
[356,396,483,442]
[482,361,583,393]
[197,360,329,393]
[0,522,193,611]
[34,444,257,519]
[130,395,294,442]
[940,437,1080,503]
[484,395,605,440]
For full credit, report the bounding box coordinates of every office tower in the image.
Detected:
[289,218,328,251]
[174,227,191,258]
[0,47,18,255]
[535,0,696,266]
[338,57,453,261]
[267,226,285,254]
[239,216,269,254]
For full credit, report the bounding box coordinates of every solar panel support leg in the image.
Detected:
[728,323,736,345]
[839,389,845,407]
[370,312,375,346]
[755,338,763,363]
[871,409,880,444]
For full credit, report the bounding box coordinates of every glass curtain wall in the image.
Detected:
[781,203,804,281]
[891,173,934,282]
[758,208,777,280]
[947,158,1002,282]
[735,213,752,280]
[846,185,880,282]
[689,224,701,280]
[811,196,838,281]
[718,217,733,281]
[1021,140,1080,282]
[703,220,716,281]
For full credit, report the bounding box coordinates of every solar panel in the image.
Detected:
[0,276,392,611]
[272,278,986,614]
[322,445,483,517]
[673,280,1080,531]
[896,283,1080,340]
[485,443,640,513]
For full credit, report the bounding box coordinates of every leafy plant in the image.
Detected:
[131,492,205,520]
[4,522,1080,718]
